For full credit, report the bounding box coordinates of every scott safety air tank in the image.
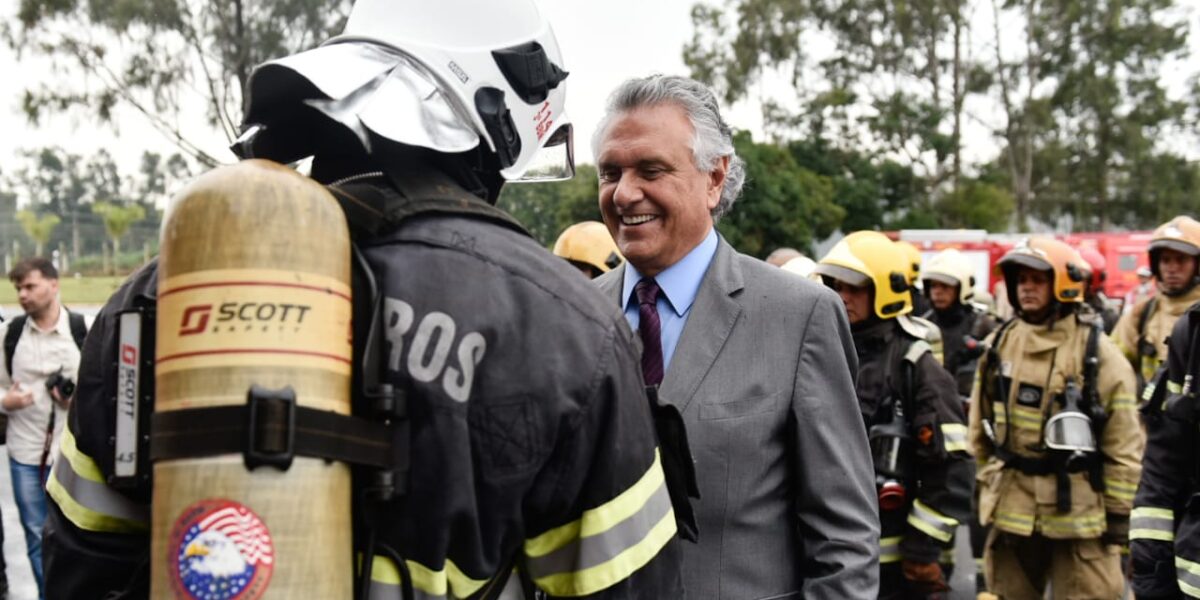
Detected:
[151,160,353,599]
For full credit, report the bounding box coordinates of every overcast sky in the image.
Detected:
[0,0,1197,193]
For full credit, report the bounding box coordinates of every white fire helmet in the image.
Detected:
[235,0,574,182]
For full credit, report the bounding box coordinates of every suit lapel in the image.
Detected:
[596,268,624,306]
[659,237,744,415]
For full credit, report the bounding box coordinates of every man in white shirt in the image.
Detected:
[0,257,87,599]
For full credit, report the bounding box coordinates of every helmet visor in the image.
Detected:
[509,123,575,182]
[1044,412,1096,452]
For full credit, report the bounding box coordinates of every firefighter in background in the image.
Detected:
[1130,305,1200,599]
[893,241,944,366]
[1113,216,1200,395]
[40,1,685,598]
[921,248,1000,399]
[919,248,999,598]
[1078,246,1120,334]
[968,238,1143,600]
[899,240,932,316]
[1123,267,1155,316]
[815,231,972,599]
[551,220,622,279]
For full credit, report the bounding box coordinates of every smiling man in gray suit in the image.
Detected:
[592,75,880,599]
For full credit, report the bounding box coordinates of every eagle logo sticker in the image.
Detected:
[169,499,274,600]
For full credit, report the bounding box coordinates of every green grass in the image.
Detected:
[0,276,128,305]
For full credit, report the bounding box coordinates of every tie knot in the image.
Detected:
[635,278,661,307]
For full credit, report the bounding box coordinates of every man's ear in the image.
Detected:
[706,155,730,211]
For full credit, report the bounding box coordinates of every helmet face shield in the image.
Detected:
[1044,411,1096,452]
[510,123,575,182]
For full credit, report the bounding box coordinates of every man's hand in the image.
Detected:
[3,384,34,411]
[49,386,70,410]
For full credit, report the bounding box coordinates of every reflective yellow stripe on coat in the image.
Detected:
[45,428,149,533]
[941,423,968,453]
[907,499,958,543]
[524,449,677,597]
[1130,507,1175,542]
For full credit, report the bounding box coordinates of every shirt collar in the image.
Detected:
[28,304,69,336]
[622,228,719,317]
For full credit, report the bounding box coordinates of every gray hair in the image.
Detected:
[592,75,746,220]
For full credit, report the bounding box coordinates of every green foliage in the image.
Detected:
[934,182,1015,231]
[685,0,1198,233]
[11,0,352,165]
[718,132,844,257]
[2,147,179,261]
[91,201,146,242]
[498,164,604,248]
[15,209,60,255]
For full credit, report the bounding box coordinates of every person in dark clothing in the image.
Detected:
[1130,302,1200,599]
[816,231,973,600]
[40,1,685,598]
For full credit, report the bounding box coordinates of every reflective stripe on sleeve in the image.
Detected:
[1104,478,1138,503]
[1168,380,1185,394]
[1130,507,1175,542]
[357,554,490,600]
[524,449,677,597]
[1176,556,1200,598]
[880,536,902,564]
[45,428,149,533]
[1109,393,1137,411]
[907,499,959,543]
[941,423,968,453]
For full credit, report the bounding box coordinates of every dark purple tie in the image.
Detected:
[636,278,664,386]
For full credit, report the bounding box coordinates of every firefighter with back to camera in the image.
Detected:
[1130,300,1200,599]
[814,231,972,599]
[968,238,1143,600]
[40,1,687,598]
[919,248,999,598]
[1113,216,1200,396]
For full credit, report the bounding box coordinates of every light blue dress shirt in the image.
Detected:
[621,228,719,373]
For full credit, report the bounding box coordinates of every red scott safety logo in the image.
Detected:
[121,344,138,366]
[534,101,554,141]
[170,498,274,600]
[178,302,313,336]
[179,305,213,336]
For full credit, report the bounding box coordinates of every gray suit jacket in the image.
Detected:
[597,237,879,599]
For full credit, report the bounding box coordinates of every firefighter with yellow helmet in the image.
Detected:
[41,0,686,598]
[1113,215,1200,395]
[968,237,1143,599]
[816,231,972,599]
[552,220,623,279]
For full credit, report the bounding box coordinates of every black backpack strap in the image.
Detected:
[1137,296,1158,338]
[4,315,27,378]
[67,310,88,350]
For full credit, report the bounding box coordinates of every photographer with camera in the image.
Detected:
[0,257,88,599]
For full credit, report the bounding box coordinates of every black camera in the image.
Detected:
[45,369,76,400]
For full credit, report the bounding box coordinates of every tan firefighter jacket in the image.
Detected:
[1113,284,1200,393]
[968,313,1144,539]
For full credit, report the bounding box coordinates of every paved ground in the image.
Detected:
[0,446,39,600]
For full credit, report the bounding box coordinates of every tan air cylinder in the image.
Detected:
[152,160,353,599]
